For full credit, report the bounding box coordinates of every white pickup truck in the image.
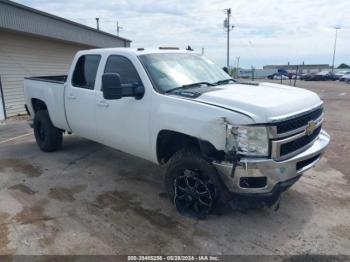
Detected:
[24,47,330,218]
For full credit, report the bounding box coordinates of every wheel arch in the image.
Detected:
[30,98,65,132]
[156,129,225,164]
[31,98,48,114]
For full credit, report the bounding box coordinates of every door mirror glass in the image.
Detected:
[102,73,145,100]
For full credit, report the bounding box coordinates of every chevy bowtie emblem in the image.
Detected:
[306,120,317,136]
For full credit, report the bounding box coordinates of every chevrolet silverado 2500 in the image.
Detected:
[24,48,330,218]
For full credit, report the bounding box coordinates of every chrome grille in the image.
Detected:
[276,107,323,134]
[280,125,321,156]
[270,106,324,161]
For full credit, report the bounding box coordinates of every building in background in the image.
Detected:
[0,0,131,120]
[238,68,276,79]
[263,64,331,73]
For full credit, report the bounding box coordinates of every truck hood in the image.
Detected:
[193,82,322,123]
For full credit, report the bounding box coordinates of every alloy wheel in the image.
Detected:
[174,169,216,219]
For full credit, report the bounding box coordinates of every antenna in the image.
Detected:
[117,21,123,36]
[95,18,100,30]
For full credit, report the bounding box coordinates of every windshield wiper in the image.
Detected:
[214,78,236,85]
[165,82,216,94]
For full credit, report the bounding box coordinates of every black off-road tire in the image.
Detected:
[33,110,63,152]
[165,148,231,219]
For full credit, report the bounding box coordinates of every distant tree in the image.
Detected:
[338,63,350,69]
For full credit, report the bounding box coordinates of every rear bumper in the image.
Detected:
[213,129,330,195]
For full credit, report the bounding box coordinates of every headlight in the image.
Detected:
[226,125,269,157]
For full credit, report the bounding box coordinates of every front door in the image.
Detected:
[95,55,151,160]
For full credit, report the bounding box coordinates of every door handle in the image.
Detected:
[97,100,109,108]
[67,94,76,100]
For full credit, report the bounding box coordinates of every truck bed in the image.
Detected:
[24,75,70,132]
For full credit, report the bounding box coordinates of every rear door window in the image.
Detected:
[72,55,101,89]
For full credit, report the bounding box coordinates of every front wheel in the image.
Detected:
[165,148,229,219]
[33,110,63,152]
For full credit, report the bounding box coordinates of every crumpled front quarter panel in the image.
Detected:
[150,94,254,163]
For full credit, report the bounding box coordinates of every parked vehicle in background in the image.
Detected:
[299,73,308,80]
[288,73,298,79]
[316,71,336,81]
[301,73,316,81]
[267,73,288,80]
[339,74,350,82]
[305,71,336,81]
[267,73,277,79]
[278,68,289,76]
[267,69,289,80]
[23,47,330,219]
[273,74,289,80]
[335,71,350,80]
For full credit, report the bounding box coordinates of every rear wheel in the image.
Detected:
[33,110,63,152]
[165,148,229,219]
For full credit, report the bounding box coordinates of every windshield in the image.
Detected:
[139,53,231,93]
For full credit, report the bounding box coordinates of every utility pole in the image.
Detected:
[224,8,234,70]
[331,26,341,72]
[96,18,100,30]
[293,65,298,87]
[117,21,123,36]
[235,56,240,78]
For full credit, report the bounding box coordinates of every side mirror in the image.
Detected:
[102,73,122,100]
[102,73,145,100]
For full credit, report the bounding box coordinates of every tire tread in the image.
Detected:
[165,147,231,216]
[33,110,62,152]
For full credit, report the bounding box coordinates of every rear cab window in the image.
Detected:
[72,55,101,89]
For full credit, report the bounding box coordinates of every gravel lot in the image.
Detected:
[0,80,349,256]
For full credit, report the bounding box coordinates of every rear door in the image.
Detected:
[65,54,101,140]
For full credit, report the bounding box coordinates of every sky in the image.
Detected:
[16,0,350,68]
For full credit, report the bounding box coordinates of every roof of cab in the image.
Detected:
[77,47,196,56]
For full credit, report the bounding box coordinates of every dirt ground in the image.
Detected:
[0,80,349,256]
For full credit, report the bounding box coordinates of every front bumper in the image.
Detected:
[213,129,330,194]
